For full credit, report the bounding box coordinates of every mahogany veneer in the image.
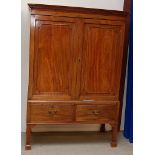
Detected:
[25,4,128,150]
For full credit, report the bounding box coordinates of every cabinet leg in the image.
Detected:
[25,125,31,150]
[100,124,106,132]
[111,124,118,147]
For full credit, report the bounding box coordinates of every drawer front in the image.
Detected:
[76,104,117,122]
[30,104,75,123]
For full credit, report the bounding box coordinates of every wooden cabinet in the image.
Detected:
[26,4,127,150]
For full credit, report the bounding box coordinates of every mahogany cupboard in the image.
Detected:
[25,4,128,150]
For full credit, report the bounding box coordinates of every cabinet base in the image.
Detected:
[25,124,118,150]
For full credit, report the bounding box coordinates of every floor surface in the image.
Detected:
[21,132,133,155]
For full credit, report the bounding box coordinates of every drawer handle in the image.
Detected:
[92,110,100,115]
[48,110,57,116]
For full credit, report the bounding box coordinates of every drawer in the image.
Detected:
[30,104,75,123]
[76,104,117,122]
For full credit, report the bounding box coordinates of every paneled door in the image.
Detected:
[80,19,125,101]
[29,16,82,100]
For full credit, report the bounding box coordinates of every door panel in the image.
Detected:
[36,22,71,93]
[80,20,125,100]
[31,16,80,100]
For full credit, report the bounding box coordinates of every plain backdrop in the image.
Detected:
[21,0,126,132]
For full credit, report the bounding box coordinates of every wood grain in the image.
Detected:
[31,17,80,100]
[80,21,125,100]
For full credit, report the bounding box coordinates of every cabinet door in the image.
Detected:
[80,19,125,101]
[29,16,81,100]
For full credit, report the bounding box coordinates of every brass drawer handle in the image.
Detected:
[92,110,100,115]
[48,110,57,115]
